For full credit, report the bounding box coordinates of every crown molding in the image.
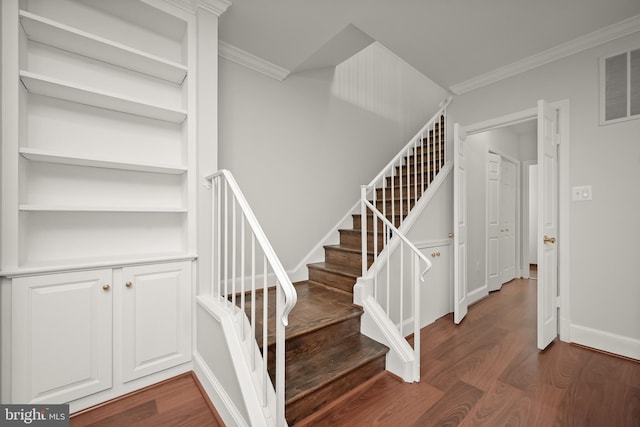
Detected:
[450,14,640,95]
[161,0,231,16]
[219,41,290,81]
[197,0,231,16]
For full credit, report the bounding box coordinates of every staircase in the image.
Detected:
[240,115,447,425]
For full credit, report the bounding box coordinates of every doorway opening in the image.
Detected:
[464,118,537,304]
[452,99,570,348]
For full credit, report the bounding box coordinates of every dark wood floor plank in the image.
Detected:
[70,373,223,427]
[412,380,484,426]
[294,278,640,426]
[296,373,443,427]
[459,381,531,427]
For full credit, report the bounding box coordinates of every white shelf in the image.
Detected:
[19,10,187,84]
[20,71,187,123]
[19,205,187,213]
[20,147,187,175]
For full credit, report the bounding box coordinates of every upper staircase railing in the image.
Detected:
[205,169,297,427]
[359,97,451,381]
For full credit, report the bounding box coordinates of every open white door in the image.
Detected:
[501,159,517,284]
[453,123,468,324]
[537,100,559,349]
[487,152,501,292]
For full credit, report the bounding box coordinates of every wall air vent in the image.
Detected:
[600,48,640,125]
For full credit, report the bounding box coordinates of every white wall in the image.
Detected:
[219,43,448,270]
[449,31,640,356]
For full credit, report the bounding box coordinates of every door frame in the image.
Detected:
[461,100,571,342]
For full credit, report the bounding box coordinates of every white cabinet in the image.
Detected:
[12,269,113,404]
[121,262,192,383]
[419,242,452,327]
[11,261,191,405]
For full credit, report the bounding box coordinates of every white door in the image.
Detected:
[500,159,517,284]
[122,261,192,382]
[453,123,468,324]
[12,270,113,404]
[537,100,559,349]
[487,152,501,292]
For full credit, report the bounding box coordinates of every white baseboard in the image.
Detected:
[193,352,249,427]
[570,324,640,361]
[466,284,488,306]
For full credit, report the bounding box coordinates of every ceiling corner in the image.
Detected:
[450,13,640,95]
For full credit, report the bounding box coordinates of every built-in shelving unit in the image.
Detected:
[3,0,194,271]
[19,10,188,84]
[1,0,212,410]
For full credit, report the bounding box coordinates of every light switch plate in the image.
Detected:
[572,185,592,201]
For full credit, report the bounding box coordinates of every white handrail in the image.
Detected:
[365,96,452,189]
[205,169,297,427]
[362,198,432,278]
[358,97,450,382]
[205,169,298,324]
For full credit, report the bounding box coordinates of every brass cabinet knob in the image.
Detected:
[102,284,110,291]
[436,251,441,257]
[431,252,437,258]
[125,282,133,288]
[448,233,454,238]
[543,235,556,244]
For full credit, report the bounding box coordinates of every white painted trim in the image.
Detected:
[466,285,488,306]
[555,100,571,343]
[193,352,248,427]
[521,159,537,278]
[219,42,290,81]
[466,108,537,135]
[450,14,640,95]
[570,324,640,361]
[160,0,231,16]
[360,296,417,382]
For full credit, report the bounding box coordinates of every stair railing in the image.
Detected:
[360,194,432,380]
[205,169,297,427]
[358,97,451,381]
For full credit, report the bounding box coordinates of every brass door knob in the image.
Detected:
[125,282,133,288]
[102,284,110,291]
[543,235,556,244]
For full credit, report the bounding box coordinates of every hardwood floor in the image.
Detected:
[70,278,639,426]
[70,372,224,427]
[296,278,640,426]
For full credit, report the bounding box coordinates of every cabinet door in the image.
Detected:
[12,270,113,404]
[121,261,191,382]
[421,245,452,328]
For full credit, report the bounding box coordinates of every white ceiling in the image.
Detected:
[218,0,640,91]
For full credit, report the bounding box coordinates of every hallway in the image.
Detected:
[297,277,640,426]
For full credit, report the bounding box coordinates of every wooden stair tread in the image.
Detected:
[307,262,361,278]
[324,244,375,256]
[242,281,363,347]
[285,281,363,339]
[285,333,389,404]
